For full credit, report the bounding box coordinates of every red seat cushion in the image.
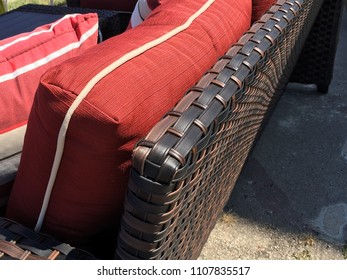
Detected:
[0,13,98,208]
[252,0,277,22]
[6,0,252,252]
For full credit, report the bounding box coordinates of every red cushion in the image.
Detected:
[80,0,138,11]
[0,13,98,206]
[252,0,276,22]
[7,0,252,250]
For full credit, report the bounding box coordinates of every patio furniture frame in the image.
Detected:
[115,0,343,259]
[0,0,343,260]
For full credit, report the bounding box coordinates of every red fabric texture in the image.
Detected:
[0,13,98,200]
[7,0,252,250]
[252,0,277,22]
[80,0,138,11]
[0,14,98,135]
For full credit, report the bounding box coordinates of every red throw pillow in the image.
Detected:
[7,0,252,253]
[80,0,138,11]
[0,13,98,208]
[252,0,277,22]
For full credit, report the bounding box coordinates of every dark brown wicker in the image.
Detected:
[115,0,340,260]
[290,0,343,93]
[66,0,81,8]
[14,4,131,41]
[0,217,96,260]
[0,0,342,260]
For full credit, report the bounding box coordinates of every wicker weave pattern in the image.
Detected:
[0,217,96,260]
[116,0,326,260]
[67,0,81,7]
[15,4,131,40]
[290,0,343,93]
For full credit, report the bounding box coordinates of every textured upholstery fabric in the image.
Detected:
[0,13,98,207]
[7,0,252,251]
[252,0,277,22]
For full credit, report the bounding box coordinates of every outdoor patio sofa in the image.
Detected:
[0,0,343,260]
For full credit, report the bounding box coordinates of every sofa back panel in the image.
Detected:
[6,0,251,255]
[252,0,277,22]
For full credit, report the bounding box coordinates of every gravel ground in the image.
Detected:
[200,213,345,260]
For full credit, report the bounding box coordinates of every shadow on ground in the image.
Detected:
[200,9,347,260]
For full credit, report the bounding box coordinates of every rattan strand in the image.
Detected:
[0,217,96,260]
[116,0,329,259]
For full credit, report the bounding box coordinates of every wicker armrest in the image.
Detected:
[0,0,342,261]
[0,217,96,260]
[116,0,327,260]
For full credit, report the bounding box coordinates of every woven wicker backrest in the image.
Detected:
[116,0,326,260]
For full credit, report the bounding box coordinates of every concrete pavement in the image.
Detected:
[200,8,347,260]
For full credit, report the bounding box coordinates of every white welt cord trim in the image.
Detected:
[34,0,215,232]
